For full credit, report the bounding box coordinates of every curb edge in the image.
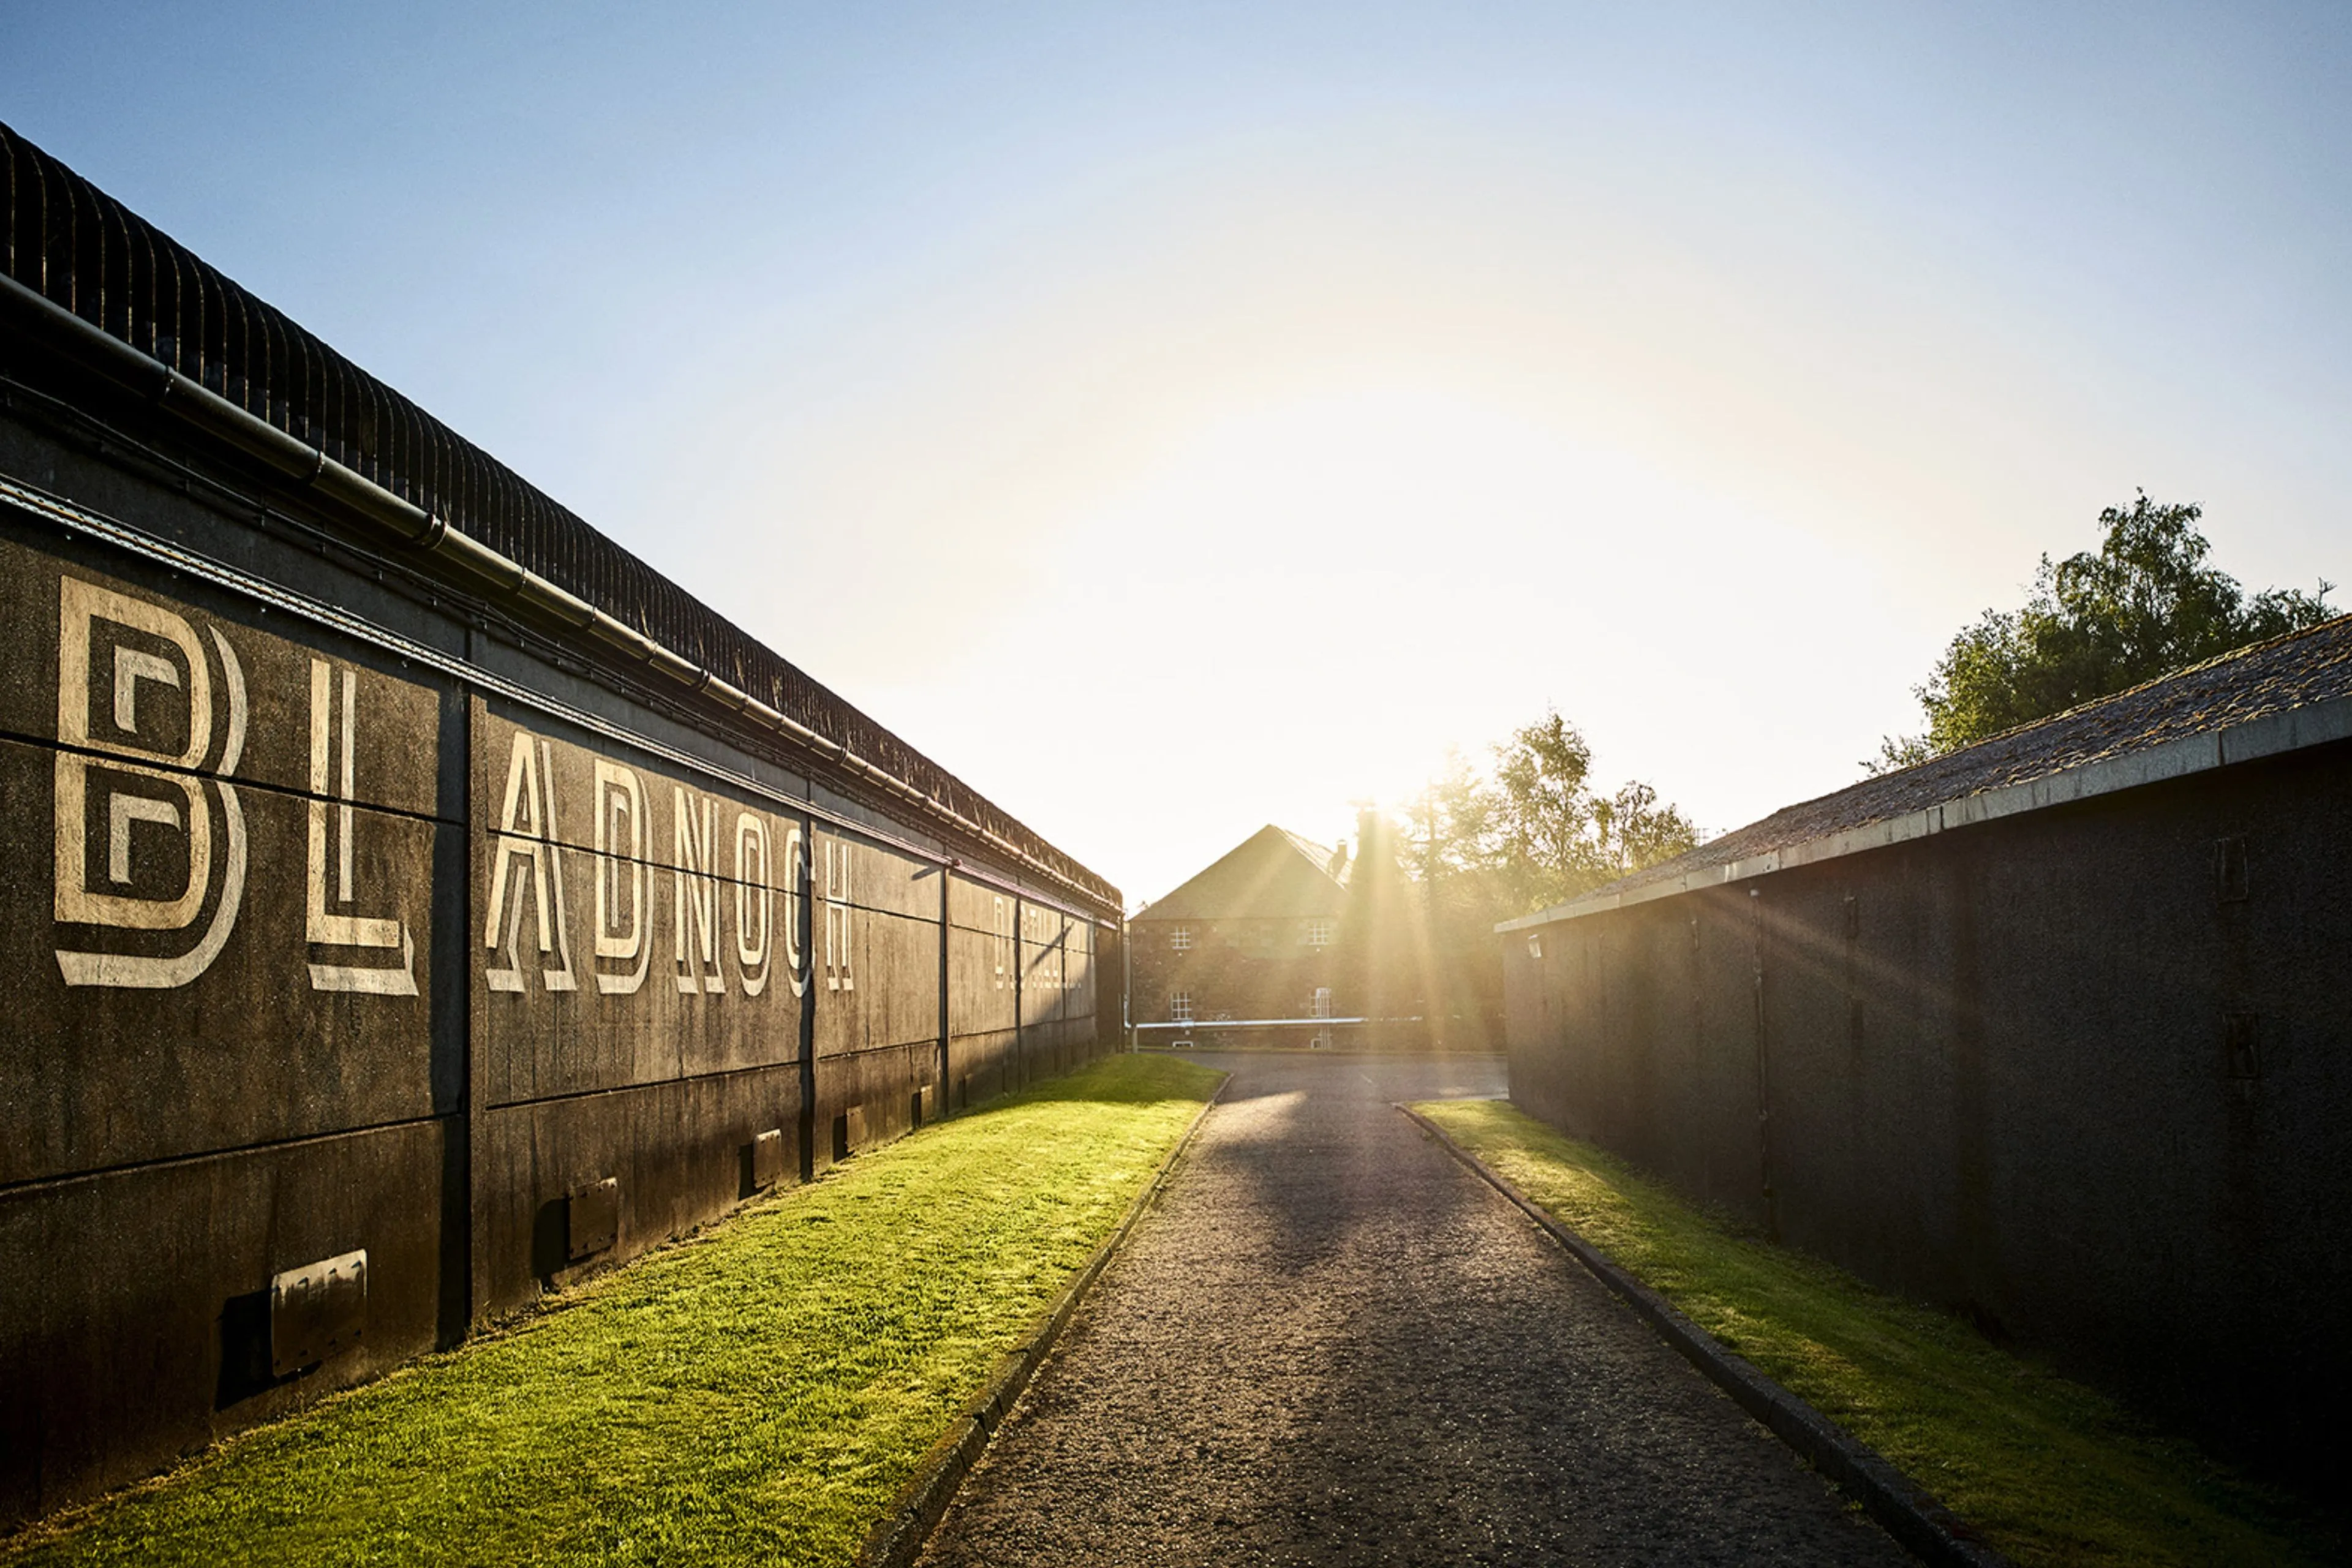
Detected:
[854,1071,1231,1568]
[1397,1103,2011,1568]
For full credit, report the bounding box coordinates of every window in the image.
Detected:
[1303,918,1333,949]
[1170,990,1194,1023]
[1311,987,1333,1019]
[1170,925,1192,951]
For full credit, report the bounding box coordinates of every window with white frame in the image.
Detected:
[1170,990,1194,1023]
[1311,987,1333,1019]
[1303,918,1333,949]
[1170,924,1192,951]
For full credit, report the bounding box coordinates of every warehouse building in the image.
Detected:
[1500,616,2352,1483]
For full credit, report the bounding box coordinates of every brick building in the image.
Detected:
[1130,826,1352,1047]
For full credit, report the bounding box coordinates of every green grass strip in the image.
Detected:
[13,1054,1223,1568]
[1412,1098,2341,1568]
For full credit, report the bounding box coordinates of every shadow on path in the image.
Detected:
[916,1054,1907,1567]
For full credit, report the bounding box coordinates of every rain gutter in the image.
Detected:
[0,270,1109,913]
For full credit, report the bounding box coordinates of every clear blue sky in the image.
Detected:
[7,2,2347,903]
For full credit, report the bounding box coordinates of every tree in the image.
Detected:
[1371,719,1698,1047]
[1408,747,1502,889]
[1490,708,1700,910]
[1873,493,2334,767]
[1593,778,1702,875]
[1491,709,1599,899]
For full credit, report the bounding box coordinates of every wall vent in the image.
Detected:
[749,1129,786,1190]
[567,1178,620,1261]
[834,1104,870,1163]
[268,1249,367,1378]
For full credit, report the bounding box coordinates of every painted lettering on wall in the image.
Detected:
[306,658,417,994]
[482,722,812,1003]
[992,894,1013,990]
[781,823,807,1000]
[484,731,578,993]
[592,760,649,995]
[52,576,249,989]
[734,810,772,998]
[823,838,854,992]
[1024,903,1068,995]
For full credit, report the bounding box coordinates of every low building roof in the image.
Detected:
[1134,824,1351,922]
[1503,614,2352,930]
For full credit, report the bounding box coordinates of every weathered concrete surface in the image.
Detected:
[0,423,1123,1526]
[918,1053,1906,1567]
[0,1115,458,1523]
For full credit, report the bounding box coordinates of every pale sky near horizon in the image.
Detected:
[6,3,2347,907]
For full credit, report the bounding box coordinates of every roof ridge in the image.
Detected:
[1561,614,2352,907]
[1275,824,1338,868]
[1896,608,2352,768]
[1134,823,1349,919]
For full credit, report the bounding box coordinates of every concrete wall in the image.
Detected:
[0,407,1123,1524]
[1502,741,2352,1480]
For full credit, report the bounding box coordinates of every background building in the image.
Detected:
[1129,826,1350,1047]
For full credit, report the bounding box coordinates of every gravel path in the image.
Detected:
[915,1052,1910,1567]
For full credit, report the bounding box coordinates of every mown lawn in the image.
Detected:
[1413,1098,2342,1568]
[10,1054,1223,1568]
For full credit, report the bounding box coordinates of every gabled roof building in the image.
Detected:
[1130,825,1351,1046]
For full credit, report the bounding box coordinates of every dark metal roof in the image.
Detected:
[1566,611,2352,910]
[0,119,1114,910]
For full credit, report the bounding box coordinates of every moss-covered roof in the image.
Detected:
[1514,613,2352,925]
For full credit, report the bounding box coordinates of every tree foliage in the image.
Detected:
[1875,494,2334,767]
[1398,709,1700,918]
[1355,710,1701,1046]
[1490,709,1700,908]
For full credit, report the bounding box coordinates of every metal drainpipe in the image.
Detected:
[938,864,953,1116]
[1013,897,1026,1089]
[1750,886,1779,1242]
